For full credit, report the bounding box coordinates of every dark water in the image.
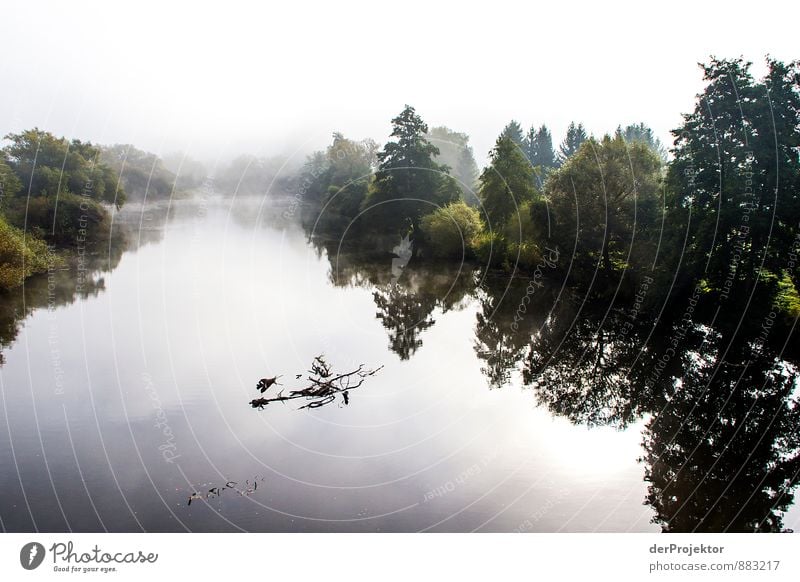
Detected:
[0,197,797,532]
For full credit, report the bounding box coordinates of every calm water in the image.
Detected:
[0,196,796,532]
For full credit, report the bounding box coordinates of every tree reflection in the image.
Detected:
[474,275,551,388]
[313,236,474,360]
[304,232,800,532]
[0,239,127,363]
[642,341,800,532]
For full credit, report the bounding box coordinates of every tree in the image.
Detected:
[525,125,558,188]
[665,58,800,331]
[364,106,455,235]
[500,120,525,150]
[478,134,537,231]
[557,121,588,164]
[101,144,175,200]
[311,133,378,231]
[1,129,125,246]
[545,134,662,287]
[619,122,667,162]
[0,152,22,204]
[2,129,124,207]
[426,126,479,204]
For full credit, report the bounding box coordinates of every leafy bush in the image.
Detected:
[0,215,53,290]
[472,231,506,268]
[4,193,112,246]
[420,201,483,259]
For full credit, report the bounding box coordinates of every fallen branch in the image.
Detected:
[250,355,383,410]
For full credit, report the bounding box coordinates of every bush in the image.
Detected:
[420,201,483,259]
[472,231,506,268]
[503,201,544,269]
[0,215,53,290]
[4,193,112,246]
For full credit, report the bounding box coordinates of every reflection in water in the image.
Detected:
[0,199,796,532]
[312,236,800,532]
[0,239,125,364]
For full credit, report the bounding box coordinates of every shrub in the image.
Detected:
[4,193,112,246]
[0,215,53,290]
[420,201,484,259]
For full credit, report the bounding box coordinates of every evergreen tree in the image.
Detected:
[557,122,588,164]
[478,134,537,230]
[619,122,667,162]
[500,120,525,150]
[365,106,455,234]
[665,57,800,329]
[525,125,557,188]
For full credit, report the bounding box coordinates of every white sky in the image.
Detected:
[1,0,797,167]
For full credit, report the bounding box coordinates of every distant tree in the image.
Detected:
[217,154,290,196]
[309,133,378,230]
[557,122,588,164]
[101,144,175,200]
[619,122,667,162]
[500,120,525,150]
[478,134,537,231]
[426,126,479,204]
[525,124,558,188]
[365,106,455,234]
[162,152,207,190]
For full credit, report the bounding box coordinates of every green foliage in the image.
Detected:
[301,133,378,231]
[503,201,545,270]
[365,106,455,234]
[4,193,113,246]
[0,215,53,290]
[478,134,537,230]
[525,125,558,189]
[665,58,800,323]
[619,122,667,162]
[0,153,22,205]
[557,121,588,164]
[3,129,125,207]
[420,201,483,259]
[545,134,663,286]
[472,231,507,268]
[101,144,175,200]
[500,120,525,149]
[775,271,800,317]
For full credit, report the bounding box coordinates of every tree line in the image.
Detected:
[299,57,800,332]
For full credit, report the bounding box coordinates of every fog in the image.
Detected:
[2,0,797,166]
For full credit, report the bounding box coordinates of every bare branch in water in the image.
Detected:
[249,355,382,410]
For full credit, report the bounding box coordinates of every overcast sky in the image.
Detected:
[1,0,797,167]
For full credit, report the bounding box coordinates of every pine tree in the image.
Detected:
[478,134,536,230]
[619,122,667,162]
[365,106,455,234]
[557,122,588,164]
[500,120,525,150]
